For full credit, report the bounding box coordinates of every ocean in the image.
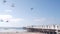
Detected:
[0,27,26,32]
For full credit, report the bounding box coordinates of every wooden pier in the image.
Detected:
[24,25,60,34]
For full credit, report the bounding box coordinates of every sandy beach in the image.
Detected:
[0,32,44,34]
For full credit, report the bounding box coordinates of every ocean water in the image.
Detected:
[0,27,26,32]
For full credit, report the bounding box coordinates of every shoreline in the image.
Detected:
[0,31,43,34]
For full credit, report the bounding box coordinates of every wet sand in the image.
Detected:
[0,32,44,34]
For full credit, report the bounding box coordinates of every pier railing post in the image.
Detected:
[56,29,58,34]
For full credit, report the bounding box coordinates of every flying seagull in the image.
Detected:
[11,3,15,7]
[3,0,7,3]
[0,19,4,22]
[31,8,34,11]
[6,20,9,22]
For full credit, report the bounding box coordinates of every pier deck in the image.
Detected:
[24,25,60,34]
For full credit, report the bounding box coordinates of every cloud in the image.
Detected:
[0,15,24,23]
[4,9,12,13]
[9,18,24,22]
[33,18,46,22]
[0,15,12,19]
[33,18,60,24]
[0,15,24,27]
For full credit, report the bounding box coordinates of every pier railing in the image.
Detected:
[26,25,60,30]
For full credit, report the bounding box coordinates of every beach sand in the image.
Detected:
[0,32,44,34]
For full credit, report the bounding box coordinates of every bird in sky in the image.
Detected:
[0,19,9,22]
[6,20,9,22]
[11,3,15,7]
[3,0,7,3]
[0,19,4,22]
[31,8,34,11]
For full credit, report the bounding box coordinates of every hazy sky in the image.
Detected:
[0,0,60,27]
